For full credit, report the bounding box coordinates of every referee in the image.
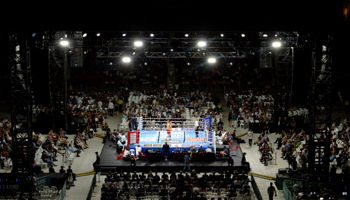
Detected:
[195,118,199,138]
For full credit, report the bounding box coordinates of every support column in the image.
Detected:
[308,34,332,174]
[10,31,33,175]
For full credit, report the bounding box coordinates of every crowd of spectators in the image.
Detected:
[122,89,224,130]
[0,117,11,169]
[101,170,251,200]
[224,90,275,130]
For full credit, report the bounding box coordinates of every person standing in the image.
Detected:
[232,112,238,128]
[130,156,136,167]
[183,153,191,173]
[67,165,77,181]
[228,110,233,127]
[163,142,170,159]
[276,117,282,135]
[267,182,277,200]
[247,129,254,147]
[195,118,199,138]
[108,101,114,117]
[263,122,270,135]
[117,98,124,114]
[167,120,172,140]
[93,152,100,173]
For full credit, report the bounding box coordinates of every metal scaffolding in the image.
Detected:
[273,47,293,120]
[308,34,332,174]
[9,32,33,174]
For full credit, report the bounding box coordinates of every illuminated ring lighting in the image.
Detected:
[134,41,143,47]
[272,42,281,47]
[122,57,131,63]
[198,41,206,47]
[208,58,216,63]
[60,40,69,46]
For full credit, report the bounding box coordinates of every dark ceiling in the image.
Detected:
[3,2,341,32]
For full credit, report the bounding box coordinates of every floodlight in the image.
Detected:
[221,34,224,37]
[122,57,131,63]
[122,33,126,37]
[83,33,87,37]
[241,34,245,37]
[134,41,143,47]
[185,34,189,37]
[208,58,216,63]
[60,40,69,47]
[150,33,154,37]
[97,33,100,36]
[198,41,206,47]
[263,34,268,37]
[65,34,67,38]
[272,41,281,47]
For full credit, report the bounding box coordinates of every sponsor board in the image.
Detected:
[143,144,153,147]
[187,138,205,141]
[160,140,182,143]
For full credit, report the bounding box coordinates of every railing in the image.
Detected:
[283,181,295,200]
[56,181,66,200]
[140,118,202,130]
[251,173,263,200]
[86,173,97,200]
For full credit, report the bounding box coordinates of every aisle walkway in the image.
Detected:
[213,91,287,200]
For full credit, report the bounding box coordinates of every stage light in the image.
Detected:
[145,62,147,66]
[263,34,268,37]
[230,62,233,66]
[275,34,278,37]
[83,33,87,37]
[241,34,245,37]
[97,33,100,37]
[84,51,87,54]
[170,49,173,51]
[163,53,166,56]
[272,41,281,47]
[208,58,216,63]
[198,41,206,47]
[32,33,36,37]
[65,34,67,38]
[187,62,190,66]
[134,41,143,47]
[122,33,126,37]
[122,57,131,63]
[59,40,69,47]
[150,33,154,37]
[221,34,224,37]
[110,62,113,65]
[185,33,189,37]
[132,52,136,55]
[198,49,200,51]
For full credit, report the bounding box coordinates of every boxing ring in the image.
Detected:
[127,117,216,154]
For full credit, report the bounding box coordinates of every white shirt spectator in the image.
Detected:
[108,102,114,109]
